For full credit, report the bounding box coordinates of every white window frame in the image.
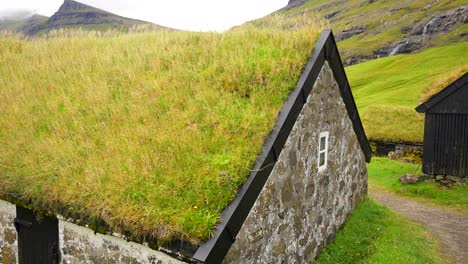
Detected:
[318,132,329,172]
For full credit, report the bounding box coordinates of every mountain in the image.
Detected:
[0,0,170,36]
[0,15,48,33]
[0,19,27,32]
[18,15,50,35]
[275,0,467,65]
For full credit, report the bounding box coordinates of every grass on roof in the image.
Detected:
[345,42,468,142]
[0,24,321,243]
[420,65,468,102]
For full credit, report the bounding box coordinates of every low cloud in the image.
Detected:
[0,8,36,21]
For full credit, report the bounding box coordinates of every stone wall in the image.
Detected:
[0,200,182,264]
[59,221,183,264]
[371,141,423,163]
[0,200,18,264]
[224,62,368,263]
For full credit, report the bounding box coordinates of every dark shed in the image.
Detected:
[416,72,468,177]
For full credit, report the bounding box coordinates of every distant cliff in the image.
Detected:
[267,0,467,65]
[285,0,306,9]
[0,0,170,36]
[44,0,148,31]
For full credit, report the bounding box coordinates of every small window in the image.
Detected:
[318,132,329,171]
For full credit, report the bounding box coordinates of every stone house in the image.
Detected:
[0,30,371,263]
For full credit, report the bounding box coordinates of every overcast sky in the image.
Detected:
[0,0,289,31]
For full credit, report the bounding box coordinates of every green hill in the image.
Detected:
[0,15,48,33]
[245,0,467,142]
[346,42,468,142]
[277,0,467,64]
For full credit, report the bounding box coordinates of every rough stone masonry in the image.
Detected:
[224,62,368,263]
[0,199,182,264]
[0,200,18,264]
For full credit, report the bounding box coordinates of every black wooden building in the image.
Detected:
[416,72,468,177]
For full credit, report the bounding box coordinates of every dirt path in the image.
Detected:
[369,189,468,264]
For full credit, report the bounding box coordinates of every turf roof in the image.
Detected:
[420,65,468,102]
[0,25,321,243]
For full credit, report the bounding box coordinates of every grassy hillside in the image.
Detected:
[0,15,48,33]
[0,24,321,243]
[274,0,467,63]
[0,19,26,31]
[346,42,468,142]
[248,0,467,142]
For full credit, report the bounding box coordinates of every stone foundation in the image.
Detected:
[0,200,18,264]
[432,174,467,186]
[0,200,182,264]
[59,221,183,264]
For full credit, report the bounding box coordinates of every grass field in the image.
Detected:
[315,198,442,264]
[0,25,321,243]
[367,158,468,212]
[346,42,468,142]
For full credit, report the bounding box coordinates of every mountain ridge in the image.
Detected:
[273,0,467,65]
[0,0,170,36]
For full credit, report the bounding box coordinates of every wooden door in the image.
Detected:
[15,206,59,264]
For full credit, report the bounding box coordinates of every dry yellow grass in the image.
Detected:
[420,65,468,102]
[0,23,322,243]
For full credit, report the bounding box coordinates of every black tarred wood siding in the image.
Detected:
[417,73,468,177]
[423,114,468,176]
[15,206,60,264]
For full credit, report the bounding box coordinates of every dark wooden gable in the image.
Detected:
[416,72,468,177]
[426,83,468,114]
[416,73,468,114]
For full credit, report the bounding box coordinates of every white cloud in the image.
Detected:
[0,8,35,20]
[0,0,288,31]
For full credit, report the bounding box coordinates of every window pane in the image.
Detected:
[319,152,325,167]
[320,136,326,151]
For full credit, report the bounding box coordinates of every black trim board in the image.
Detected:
[193,30,371,263]
[416,72,468,113]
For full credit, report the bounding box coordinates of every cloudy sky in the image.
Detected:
[0,0,289,31]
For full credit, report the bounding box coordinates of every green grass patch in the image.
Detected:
[346,42,468,142]
[368,157,468,212]
[0,25,322,243]
[360,105,424,142]
[316,198,442,264]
